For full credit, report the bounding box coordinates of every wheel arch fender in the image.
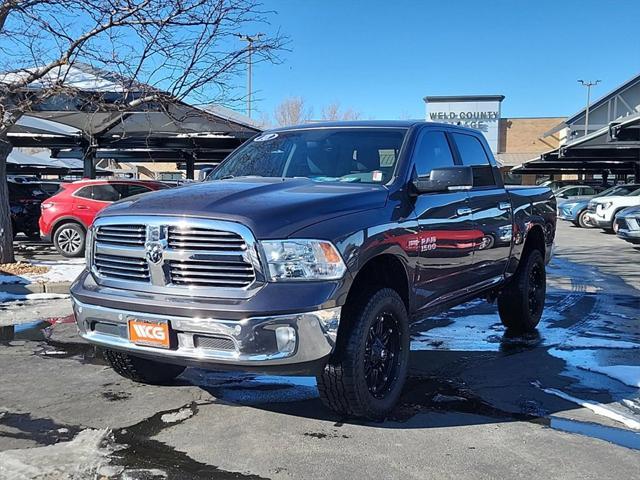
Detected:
[52,217,87,238]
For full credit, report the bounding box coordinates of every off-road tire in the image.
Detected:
[497,249,546,332]
[103,349,185,385]
[53,222,85,257]
[316,288,409,419]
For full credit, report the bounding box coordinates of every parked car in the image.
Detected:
[554,184,604,199]
[587,186,640,233]
[40,179,168,257]
[615,205,640,245]
[8,180,50,239]
[558,183,640,228]
[70,121,556,419]
[539,179,607,193]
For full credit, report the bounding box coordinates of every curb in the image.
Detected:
[0,281,71,296]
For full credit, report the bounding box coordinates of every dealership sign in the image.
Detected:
[424,96,504,152]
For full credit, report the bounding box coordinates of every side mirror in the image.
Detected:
[411,166,473,194]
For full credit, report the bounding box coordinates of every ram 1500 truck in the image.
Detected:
[70,121,556,419]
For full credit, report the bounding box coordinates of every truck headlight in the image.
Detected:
[85,226,94,267]
[601,202,613,210]
[260,239,346,281]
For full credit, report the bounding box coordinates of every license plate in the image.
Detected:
[128,319,170,348]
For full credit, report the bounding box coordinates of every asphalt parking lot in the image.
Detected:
[0,221,639,479]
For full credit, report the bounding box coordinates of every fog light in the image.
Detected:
[275,326,296,354]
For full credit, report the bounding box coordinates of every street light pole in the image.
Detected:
[578,79,601,136]
[236,33,264,118]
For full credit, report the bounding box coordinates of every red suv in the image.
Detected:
[40,179,168,257]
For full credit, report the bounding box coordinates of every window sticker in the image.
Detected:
[253,133,279,142]
[372,170,383,182]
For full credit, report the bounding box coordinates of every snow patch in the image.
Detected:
[582,366,640,388]
[534,382,640,430]
[559,337,640,350]
[0,292,70,303]
[0,428,113,480]
[161,407,194,423]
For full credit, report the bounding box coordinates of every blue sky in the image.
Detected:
[251,0,640,120]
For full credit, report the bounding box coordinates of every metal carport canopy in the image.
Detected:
[512,113,640,176]
[4,63,261,178]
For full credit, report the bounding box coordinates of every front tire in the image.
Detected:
[104,349,185,384]
[316,288,409,419]
[54,223,85,257]
[577,210,590,228]
[497,249,546,332]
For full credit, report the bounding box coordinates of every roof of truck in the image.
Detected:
[268,120,439,131]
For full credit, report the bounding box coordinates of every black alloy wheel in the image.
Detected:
[364,311,402,399]
[527,262,545,318]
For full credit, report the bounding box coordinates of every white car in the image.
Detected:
[587,187,640,232]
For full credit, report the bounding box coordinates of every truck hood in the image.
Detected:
[592,195,639,205]
[100,177,389,238]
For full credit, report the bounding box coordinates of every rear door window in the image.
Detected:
[112,183,152,198]
[91,184,120,202]
[451,133,497,187]
[412,130,455,177]
[74,186,93,199]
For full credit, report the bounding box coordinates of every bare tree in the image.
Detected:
[0,0,284,263]
[321,102,361,121]
[273,96,313,127]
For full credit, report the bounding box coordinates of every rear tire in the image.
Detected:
[316,288,409,419]
[53,223,85,257]
[497,249,546,333]
[103,349,185,384]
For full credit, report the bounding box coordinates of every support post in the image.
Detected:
[185,153,195,180]
[83,147,96,179]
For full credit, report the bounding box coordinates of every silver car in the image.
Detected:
[615,205,640,244]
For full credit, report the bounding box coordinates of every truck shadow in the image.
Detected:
[183,285,640,432]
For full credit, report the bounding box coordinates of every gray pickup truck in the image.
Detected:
[70,121,556,418]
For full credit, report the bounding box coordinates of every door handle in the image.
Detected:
[457,207,472,216]
[498,201,511,211]
[76,205,88,210]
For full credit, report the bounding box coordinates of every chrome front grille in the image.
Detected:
[94,253,150,282]
[96,225,145,246]
[168,226,246,251]
[90,216,263,298]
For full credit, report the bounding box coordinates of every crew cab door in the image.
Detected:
[450,132,512,285]
[410,128,477,309]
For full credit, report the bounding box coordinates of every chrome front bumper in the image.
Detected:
[72,298,340,372]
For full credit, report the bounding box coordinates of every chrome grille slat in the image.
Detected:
[170,264,253,272]
[168,236,244,243]
[170,271,254,279]
[171,277,253,286]
[95,263,148,273]
[169,242,246,250]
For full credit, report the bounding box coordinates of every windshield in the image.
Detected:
[605,185,640,197]
[209,128,407,184]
